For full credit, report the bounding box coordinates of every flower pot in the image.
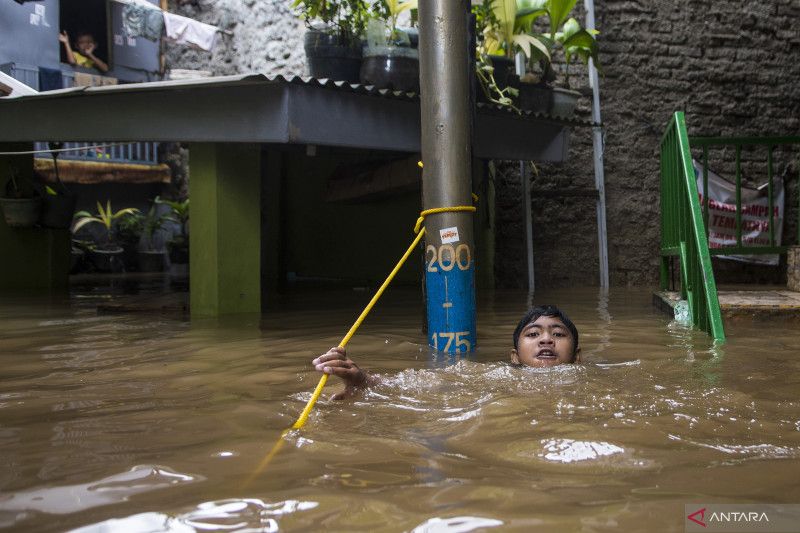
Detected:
[304,29,362,83]
[40,192,77,229]
[516,81,553,114]
[90,247,124,272]
[550,87,581,118]
[0,196,41,228]
[138,250,165,272]
[360,45,419,92]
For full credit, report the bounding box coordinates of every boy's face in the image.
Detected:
[511,315,580,368]
[75,35,95,53]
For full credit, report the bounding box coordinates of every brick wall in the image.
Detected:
[496,0,800,288]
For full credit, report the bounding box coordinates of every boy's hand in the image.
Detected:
[59,31,69,44]
[312,347,367,391]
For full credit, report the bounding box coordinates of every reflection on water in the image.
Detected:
[0,285,799,531]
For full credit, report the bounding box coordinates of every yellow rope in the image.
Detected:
[246,200,477,484]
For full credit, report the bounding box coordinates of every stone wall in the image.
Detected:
[496,0,800,288]
[165,0,800,288]
[164,0,306,77]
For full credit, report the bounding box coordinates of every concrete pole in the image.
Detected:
[418,0,476,353]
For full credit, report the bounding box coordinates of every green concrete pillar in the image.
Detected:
[189,143,261,316]
[0,145,69,291]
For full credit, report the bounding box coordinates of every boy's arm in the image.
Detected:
[83,43,109,73]
[59,32,77,66]
[312,346,378,400]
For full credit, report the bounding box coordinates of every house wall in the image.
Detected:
[164,0,800,288]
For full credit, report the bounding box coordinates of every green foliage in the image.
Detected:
[291,0,371,43]
[518,0,601,86]
[478,0,550,60]
[140,202,172,251]
[474,0,600,103]
[368,0,417,44]
[116,211,144,247]
[72,200,139,247]
[155,196,189,239]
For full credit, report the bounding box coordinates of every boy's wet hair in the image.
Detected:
[512,305,579,353]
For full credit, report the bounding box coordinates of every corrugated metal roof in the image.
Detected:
[2,72,596,127]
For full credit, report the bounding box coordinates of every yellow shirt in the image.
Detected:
[73,51,95,69]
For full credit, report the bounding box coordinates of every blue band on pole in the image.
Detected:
[425,245,476,353]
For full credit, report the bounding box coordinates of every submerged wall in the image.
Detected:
[165,0,800,288]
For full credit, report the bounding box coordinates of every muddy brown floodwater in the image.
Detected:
[1,284,799,532]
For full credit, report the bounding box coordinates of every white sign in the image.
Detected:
[439,227,460,244]
[694,160,784,265]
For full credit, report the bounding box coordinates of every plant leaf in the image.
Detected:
[72,217,102,234]
[514,8,547,33]
[547,0,578,37]
[492,0,517,56]
[112,208,140,220]
[513,33,550,59]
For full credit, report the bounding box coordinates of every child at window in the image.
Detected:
[312,305,582,399]
[59,31,109,73]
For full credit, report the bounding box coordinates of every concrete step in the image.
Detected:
[654,285,800,321]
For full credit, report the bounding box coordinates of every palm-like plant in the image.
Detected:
[479,0,550,61]
[72,200,139,249]
[516,0,600,87]
[155,196,189,242]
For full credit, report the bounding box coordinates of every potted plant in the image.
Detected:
[473,0,551,110]
[116,211,144,271]
[293,0,370,83]
[514,0,600,117]
[72,201,139,272]
[137,201,171,272]
[0,165,42,228]
[156,196,189,265]
[359,0,419,92]
[39,143,77,229]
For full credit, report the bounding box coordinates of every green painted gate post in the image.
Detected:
[189,143,261,316]
[0,144,69,291]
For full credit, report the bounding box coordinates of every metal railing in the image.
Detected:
[660,112,725,340]
[691,135,800,256]
[32,141,159,165]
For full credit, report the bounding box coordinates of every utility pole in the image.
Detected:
[418,0,476,353]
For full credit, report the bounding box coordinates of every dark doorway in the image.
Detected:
[59,0,109,67]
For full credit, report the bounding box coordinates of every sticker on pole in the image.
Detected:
[440,227,460,244]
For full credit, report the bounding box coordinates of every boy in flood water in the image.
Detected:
[312,305,581,398]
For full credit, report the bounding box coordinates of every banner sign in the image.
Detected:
[694,160,784,265]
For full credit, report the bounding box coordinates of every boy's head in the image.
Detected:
[74,32,96,54]
[511,305,581,368]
